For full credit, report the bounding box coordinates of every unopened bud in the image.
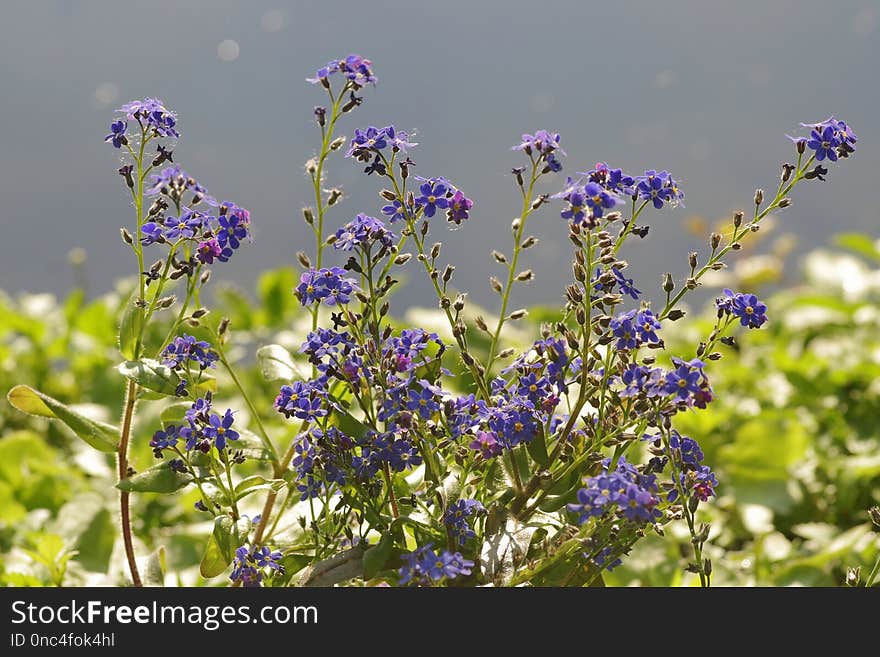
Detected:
[303,207,315,225]
[394,253,412,265]
[218,317,230,336]
[475,316,489,332]
[531,194,548,210]
[492,250,508,264]
[453,294,466,311]
[508,309,527,320]
[521,235,538,249]
[326,188,343,206]
[781,163,795,183]
[121,227,134,245]
[667,309,686,321]
[157,296,176,309]
[498,347,515,359]
[191,307,209,319]
[200,270,211,285]
[511,217,521,232]
[730,242,742,250]
[443,265,455,283]
[868,506,880,528]
[305,158,318,175]
[754,189,764,206]
[490,277,503,294]
[688,252,698,269]
[329,136,346,151]
[733,211,744,228]
[380,189,397,201]
[573,263,586,283]
[711,233,722,250]
[778,197,792,208]
[663,272,674,293]
[515,269,533,282]
[297,251,312,269]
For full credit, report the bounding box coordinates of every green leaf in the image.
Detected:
[527,425,550,466]
[7,385,118,453]
[328,399,371,440]
[256,344,303,382]
[118,295,145,360]
[143,546,167,587]
[200,516,249,579]
[363,532,395,580]
[834,233,880,262]
[117,462,192,493]
[117,359,181,397]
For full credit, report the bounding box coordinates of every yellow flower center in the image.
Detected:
[745,306,754,315]
[678,379,687,388]
[514,422,524,432]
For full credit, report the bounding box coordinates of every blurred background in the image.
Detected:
[1,0,878,310]
[1,1,878,587]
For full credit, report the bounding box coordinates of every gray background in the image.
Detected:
[1,0,877,312]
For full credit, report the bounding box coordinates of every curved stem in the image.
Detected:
[118,379,142,587]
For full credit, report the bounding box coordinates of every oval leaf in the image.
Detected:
[256,344,303,381]
[363,533,394,580]
[7,385,118,453]
[200,516,249,579]
[143,546,167,587]
[117,462,192,493]
[117,359,180,397]
[118,296,145,360]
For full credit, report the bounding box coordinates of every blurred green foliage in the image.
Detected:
[1,240,878,586]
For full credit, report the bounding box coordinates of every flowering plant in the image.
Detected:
[7,55,857,587]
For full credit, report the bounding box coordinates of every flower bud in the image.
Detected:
[305,158,318,175]
[710,232,722,250]
[663,272,675,293]
[200,270,212,285]
[453,294,466,311]
[297,251,312,269]
[303,207,315,225]
[778,197,792,208]
[492,250,508,264]
[869,506,880,528]
[498,347,515,359]
[521,235,538,249]
[158,295,176,309]
[394,253,412,265]
[508,309,527,320]
[733,211,744,228]
[475,316,489,332]
[329,136,346,151]
[845,566,860,587]
[515,269,533,282]
[796,139,806,154]
[218,317,231,337]
[314,106,326,126]
[573,263,586,282]
[380,189,397,201]
[326,188,343,206]
[531,194,548,210]
[754,189,764,206]
[688,252,698,270]
[511,217,521,232]
[191,307,209,318]
[667,309,686,321]
[121,227,134,245]
[443,264,455,283]
[430,242,442,259]
[781,162,795,183]
[490,276,503,293]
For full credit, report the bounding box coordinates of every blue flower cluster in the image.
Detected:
[610,308,662,350]
[141,202,251,266]
[161,334,218,370]
[567,456,660,525]
[307,54,376,88]
[513,130,565,172]
[295,267,357,306]
[715,289,768,329]
[615,356,713,409]
[110,97,179,141]
[443,498,485,546]
[789,116,857,162]
[645,431,718,503]
[398,545,474,586]
[333,213,396,252]
[556,162,684,226]
[230,545,285,587]
[150,395,240,458]
[147,165,214,206]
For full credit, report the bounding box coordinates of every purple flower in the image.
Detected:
[443,498,485,546]
[807,125,841,162]
[716,289,768,328]
[118,98,179,139]
[398,545,473,586]
[274,380,328,421]
[217,206,250,250]
[415,181,449,218]
[105,120,127,148]
[583,182,617,218]
[203,409,239,450]
[446,189,474,225]
[567,456,659,525]
[636,170,673,209]
[333,213,395,251]
[560,190,586,224]
[469,431,503,459]
[140,222,165,246]
[663,360,704,400]
[610,310,639,350]
[613,268,641,299]
[197,238,229,264]
[163,212,202,241]
[383,126,416,153]
[513,130,564,156]
[296,267,357,306]
[381,199,407,223]
[307,54,376,87]
[406,381,441,419]
[635,310,661,344]
[161,334,218,370]
[230,545,285,587]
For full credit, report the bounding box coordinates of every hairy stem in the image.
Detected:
[118,379,142,587]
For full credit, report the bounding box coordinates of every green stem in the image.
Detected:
[485,158,540,376]
[118,379,142,587]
